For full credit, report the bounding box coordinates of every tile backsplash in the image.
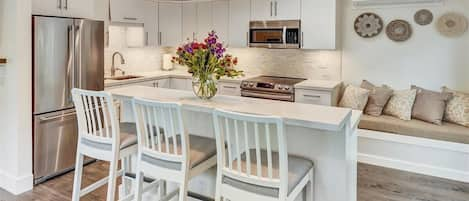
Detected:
[106,25,342,80]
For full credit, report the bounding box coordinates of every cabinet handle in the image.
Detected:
[158,32,162,46]
[192,32,196,41]
[246,32,249,47]
[106,31,110,47]
[270,1,273,17]
[304,94,321,99]
[301,32,304,48]
[274,1,278,16]
[64,0,68,10]
[123,17,138,21]
[145,32,149,46]
[223,86,237,89]
[57,0,62,9]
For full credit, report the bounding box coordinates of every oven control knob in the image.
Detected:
[249,82,255,87]
[242,82,248,87]
[278,86,284,90]
[285,86,291,90]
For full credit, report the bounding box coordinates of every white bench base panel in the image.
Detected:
[358,129,469,183]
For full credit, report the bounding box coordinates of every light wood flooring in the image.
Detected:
[1,162,469,201]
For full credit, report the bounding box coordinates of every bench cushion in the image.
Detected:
[359,115,469,144]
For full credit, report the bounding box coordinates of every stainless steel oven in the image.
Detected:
[249,20,301,49]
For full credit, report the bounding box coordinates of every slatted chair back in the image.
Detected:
[132,98,189,172]
[213,109,289,199]
[72,88,120,146]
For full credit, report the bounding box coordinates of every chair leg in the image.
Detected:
[135,170,144,201]
[72,153,84,201]
[306,169,314,201]
[106,158,119,201]
[159,180,167,200]
[215,167,222,201]
[178,180,188,201]
[121,156,129,196]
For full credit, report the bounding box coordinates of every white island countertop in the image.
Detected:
[108,86,355,131]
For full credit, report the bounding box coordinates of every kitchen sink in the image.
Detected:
[105,75,143,81]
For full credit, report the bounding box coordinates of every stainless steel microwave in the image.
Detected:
[249,20,301,49]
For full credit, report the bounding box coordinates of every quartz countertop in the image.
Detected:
[109,86,358,131]
[105,70,259,88]
[294,79,343,91]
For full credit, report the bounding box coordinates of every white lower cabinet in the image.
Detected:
[218,82,241,96]
[170,78,192,91]
[295,89,338,106]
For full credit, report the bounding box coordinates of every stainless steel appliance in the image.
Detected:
[249,20,301,49]
[241,76,306,102]
[33,16,104,184]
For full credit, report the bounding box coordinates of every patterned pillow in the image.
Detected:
[339,85,370,110]
[383,89,417,120]
[442,87,469,127]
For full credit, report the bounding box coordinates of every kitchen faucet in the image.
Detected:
[111,52,126,76]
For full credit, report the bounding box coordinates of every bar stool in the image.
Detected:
[132,98,217,201]
[71,89,138,201]
[212,109,315,201]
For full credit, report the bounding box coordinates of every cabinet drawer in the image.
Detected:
[295,89,332,106]
[219,82,241,96]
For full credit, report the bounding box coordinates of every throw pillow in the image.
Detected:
[411,86,452,125]
[361,80,394,116]
[339,85,370,110]
[442,87,469,127]
[383,89,417,120]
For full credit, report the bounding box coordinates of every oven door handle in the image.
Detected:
[282,26,287,47]
[241,90,293,101]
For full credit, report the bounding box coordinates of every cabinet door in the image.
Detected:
[64,0,94,19]
[301,0,336,49]
[275,0,300,20]
[110,0,145,23]
[156,79,170,88]
[182,2,198,42]
[250,0,272,21]
[32,0,62,16]
[170,78,190,91]
[144,0,158,47]
[159,2,182,47]
[229,0,250,48]
[212,1,230,44]
[197,2,213,40]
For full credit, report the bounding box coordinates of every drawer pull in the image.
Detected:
[123,17,138,21]
[303,94,321,98]
[223,86,237,89]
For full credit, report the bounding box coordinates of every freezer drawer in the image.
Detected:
[33,109,80,184]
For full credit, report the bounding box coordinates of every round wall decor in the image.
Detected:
[354,13,384,38]
[386,20,412,42]
[437,12,468,38]
[414,9,433,26]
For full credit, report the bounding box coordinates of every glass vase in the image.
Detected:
[192,73,218,100]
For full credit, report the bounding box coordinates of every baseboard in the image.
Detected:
[0,170,33,195]
[358,153,469,183]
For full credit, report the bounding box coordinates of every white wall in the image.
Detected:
[341,0,469,92]
[0,0,33,195]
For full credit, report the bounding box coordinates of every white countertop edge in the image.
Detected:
[295,80,343,91]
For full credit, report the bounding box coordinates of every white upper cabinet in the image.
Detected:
[110,0,145,23]
[301,0,337,49]
[182,2,198,42]
[229,0,250,48]
[251,0,300,21]
[32,0,94,19]
[158,2,182,47]
[144,0,158,47]
[250,0,272,21]
[212,1,230,44]
[275,0,300,20]
[197,2,213,40]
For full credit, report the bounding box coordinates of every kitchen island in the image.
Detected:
[108,86,360,201]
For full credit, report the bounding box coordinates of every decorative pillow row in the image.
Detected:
[339,81,469,127]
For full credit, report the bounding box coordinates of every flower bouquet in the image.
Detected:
[172,31,244,100]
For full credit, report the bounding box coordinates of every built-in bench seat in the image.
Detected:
[359,115,469,144]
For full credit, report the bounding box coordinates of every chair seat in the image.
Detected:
[223,149,314,197]
[141,135,217,171]
[81,122,137,151]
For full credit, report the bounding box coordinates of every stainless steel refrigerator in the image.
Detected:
[32,16,104,184]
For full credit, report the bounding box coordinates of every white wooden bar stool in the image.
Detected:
[71,88,138,201]
[132,98,217,201]
[212,109,315,201]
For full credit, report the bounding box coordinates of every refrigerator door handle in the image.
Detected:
[74,21,83,89]
[67,25,74,104]
[39,111,77,121]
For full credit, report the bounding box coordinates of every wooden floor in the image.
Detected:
[1,162,469,201]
